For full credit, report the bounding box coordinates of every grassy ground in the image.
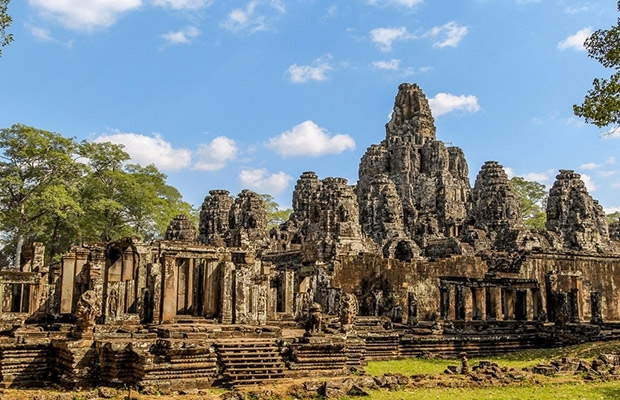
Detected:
[3,341,620,399]
[354,382,620,400]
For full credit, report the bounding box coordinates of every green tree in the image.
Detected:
[0,0,12,57]
[77,141,194,242]
[260,194,292,229]
[607,211,620,225]
[0,124,81,266]
[573,1,620,133]
[510,177,548,231]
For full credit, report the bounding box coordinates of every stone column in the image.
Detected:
[503,288,515,320]
[151,263,162,324]
[531,288,543,321]
[161,254,178,323]
[455,285,466,320]
[219,261,235,324]
[186,258,194,314]
[60,252,77,314]
[590,291,603,325]
[485,286,501,320]
[439,282,450,320]
[284,269,295,315]
[471,287,485,320]
[203,260,220,318]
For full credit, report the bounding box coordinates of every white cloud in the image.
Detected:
[368,0,423,7]
[152,0,212,10]
[424,21,468,48]
[605,205,620,214]
[267,120,355,157]
[523,172,551,183]
[286,55,333,83]
[193,136,238,171]
[372,59,401,70]
[94,131,192,171]
[607,156,616,165]
[504,168,553,184]
[239,168,292,194]
[220,0,285,33]
[30,26,55,42]
[428,93,480,116]
[558,27,592,51]
[370,27,410,51]
[29,0,142,31]
[599,170,617,177]
[580,173,598,192]
[161,26,200,46]
[579,162,600,170]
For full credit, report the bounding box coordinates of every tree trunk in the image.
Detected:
[14,203,25,269]
[14,234,23,269]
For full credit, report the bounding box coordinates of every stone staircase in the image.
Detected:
[215,339,286,386]
[288,337,348,373]
[0,342,50,388]
[363,333,400,360]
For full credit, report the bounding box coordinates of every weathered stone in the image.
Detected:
[165,215,197,242]
[198,190,234,246]
[546,170,610,252]
[357,83,470,254]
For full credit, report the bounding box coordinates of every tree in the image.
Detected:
[0,124,81,266]
[77,141,194,242]
[0,127,196,266]
[607,211,620,225]
[0,0,13,57]
[573,1,620,134]
[510,177,548,231]
[260,194,292,229]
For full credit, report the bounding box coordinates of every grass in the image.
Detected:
[361,341,620,400]
[365,340,620,376]
[351,381,620,400]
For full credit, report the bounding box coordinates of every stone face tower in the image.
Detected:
[546,170,610,252]
[357,83,471,252]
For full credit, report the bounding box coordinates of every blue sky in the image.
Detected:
[1,0,619,214]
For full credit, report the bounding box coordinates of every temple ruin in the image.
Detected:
[0,83,619,390]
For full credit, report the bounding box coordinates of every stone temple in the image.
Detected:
[1,83,619,390]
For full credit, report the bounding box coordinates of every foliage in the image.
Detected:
[573,1,620,134]
[607,211,620,225]
[0,0,12,57]
[0,125,194,266]
[260,193,292,229]
[77,141,194,243]
[509,176,547,231]
[0,124,81,265]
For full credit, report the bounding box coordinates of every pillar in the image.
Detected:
[203,260,220,318]
[471,287,485,320]
[485,286,501,320]
[439,282,450,320]
[503,288,515,320]
[161,254,177,323]
[219,261,235,324]
[455,285,466,320]
[283,269,295,315]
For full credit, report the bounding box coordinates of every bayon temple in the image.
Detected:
[1,83,619,390]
